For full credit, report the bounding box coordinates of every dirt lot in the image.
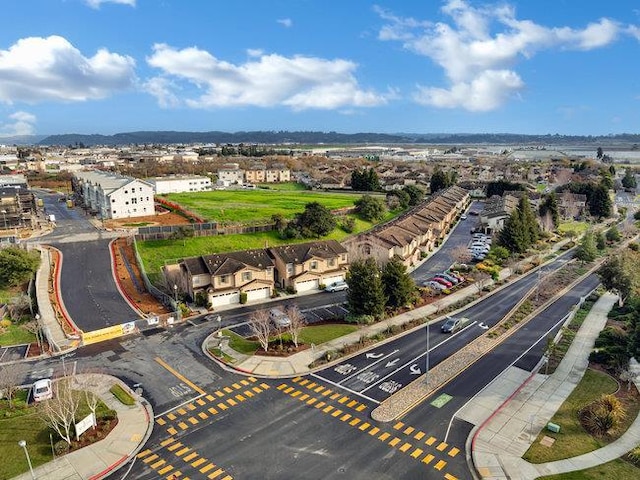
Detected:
[104,210,190,229]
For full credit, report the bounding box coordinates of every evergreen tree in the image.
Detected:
[539,192,559,229]
[622,168,637,190]
[402,185,424,206]
[355,195,386,221]
[575,231,598,263]
[498,209,528,253]
[292,202,336,238]
[518,195,540,245]
[346,258,386,318]
[381,257,415,308]
[588,183,612,218]
[595,231,606,250]
[430,169,452,193]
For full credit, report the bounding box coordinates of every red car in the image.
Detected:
[431,276,453,288]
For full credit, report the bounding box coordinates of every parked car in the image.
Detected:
[460,214,467,220]
[269,308,291,328]
[445,270,465,282]
[437,273,460,284]
[470,244,490,253]
[441,316,469,333]
[33,378,53,402]
[431,276,453,288]
[326,280,348,292]
[422,280,447,291]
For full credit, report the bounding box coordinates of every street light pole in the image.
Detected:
[18,440,36,479]
[173,284,178,302]
[425,320,430,387]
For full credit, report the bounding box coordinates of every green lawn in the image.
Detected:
[523,369,619,463]
[137,212,395,276]
[558,221,589,236]
[536,459,639,480]
[255,182,308,191]
[223,329,259,355]
[0,323,36,346]
[162,189,368,224]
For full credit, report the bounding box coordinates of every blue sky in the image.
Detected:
[0,0,639,137]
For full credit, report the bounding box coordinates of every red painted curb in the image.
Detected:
[51,248,80,336]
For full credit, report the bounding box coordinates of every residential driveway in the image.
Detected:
[57,239,141,332]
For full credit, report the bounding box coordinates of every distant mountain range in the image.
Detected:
[0,130,638,147]
[0,134,47,145]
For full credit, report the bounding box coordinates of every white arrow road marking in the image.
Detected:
[366,352,384,359]
[478,322,489,329]
[335,349,400,384]
[385,358,400,368]
[410,364,422,375]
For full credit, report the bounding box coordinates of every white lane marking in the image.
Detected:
[309,373,381,405]
[333,349,400,384]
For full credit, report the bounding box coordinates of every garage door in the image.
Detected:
[296,279,319,292]
[210,291,240,307]
[323,275,344,287]
[245,286,271,302]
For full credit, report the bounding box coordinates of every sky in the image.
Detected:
[0,0,639,137]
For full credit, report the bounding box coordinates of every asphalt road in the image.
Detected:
[312,250,574,404]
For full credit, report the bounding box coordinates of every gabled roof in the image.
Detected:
[269,240,347,264]
[182,249,274,277]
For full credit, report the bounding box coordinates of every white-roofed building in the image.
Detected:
[73,171,155,219]
[147,174,212,194]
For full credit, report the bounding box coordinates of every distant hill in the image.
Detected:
[0,134,47,145]
[37,130,640,147]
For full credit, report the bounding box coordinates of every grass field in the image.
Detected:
[536,459,639,479]
[558,221,589,236]
[523,368,619,463]
[162,189,367,224]
[0,323,36,346]
[255,182,308,191]
[137,212,395,276]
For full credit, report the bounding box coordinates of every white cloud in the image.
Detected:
[378,0,628,111]
[84,0,136,9]
[145,43,388,110]
[142,77,180,108]
[0,111,36,136]
[277,18,293,28]
[0,35,136,103]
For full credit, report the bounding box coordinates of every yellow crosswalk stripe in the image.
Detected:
[217,403,228,410]
[425,437,437,446]
[359,422,370,431]
[315,401,326,409]
[196,399,206,406]
[206,394,215,401]
[167,413,177,420]
[444,474,458,480]
[399,442,412,452]
[422,454,434,464]
[176,447,190,456]
[156,418,166,426]
[299,379,309,386]
[235,394,246,401]
[260,383,269,389]
[198,412,208,420]
[330,392,341,400]
[221,476,233,480]
[331,409,343,417]
[168,427,178,435]
[137,449,152,458]
[436,442,448,451]
[414,431,425,440]
[150,458,166,469]
[284,387,294,394]
[192,458,206,468]
[208,407,218,415]
[389,437,401,447]
[338,396,348,404]
[240,379,250,386]
[368,426,380,436]
[177,408,187,415]
[291,391,301,397]
[314,385,325,393]
[393,421,404,430]
[307,397,317,405]
[223,387,233,393]
[349,418,361,427]
[299,394,309,401]
[448,447,460,457]
[355,404,367,412]
[248,377,257,382]
[167,442,182,452]
[307,382,317,389]
[142,453,157,464]
[410,448,423,458]
[379,432,391,441]
[252,386,263,393]
[188,417,198,425]
[293,377,302,383]
[323,405,334,413]
[403,426,415,435]
[227,398,237,406]
[158,464,174,475]
[434,460,447,470]
[347,399,358,408]
[186,404,196,411]
[322,389,332,396]
[200,463,215,473]
[208,468,224,478]
[340,413,351,421]
[161,438,175,447]
[183,452,198,462]
[215,390,224,397]
[178,422,188,430]
[232,383,241,390]
[244,390,254,398]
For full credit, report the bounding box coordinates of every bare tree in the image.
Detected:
[7,294,31,322]
[74,373,101,427]
[23,320,43,351]
[285,306,307,348]
[473,270,492,293]
[38,378,80,445]
[450,245,472,266]
[248,309,271,352]
[0,364,26,409]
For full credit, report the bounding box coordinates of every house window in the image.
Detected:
[220,275,229,284]
[328,258,336,267]
[242,271,252,281]
[286,263,293,275]
[310,261,318,270]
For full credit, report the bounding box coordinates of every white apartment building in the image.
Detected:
[147,174,212,194]
[217,163,244,185]
[74,171,155,219]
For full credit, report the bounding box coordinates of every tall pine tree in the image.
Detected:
[346,257,386,318]
[381,257,415,308]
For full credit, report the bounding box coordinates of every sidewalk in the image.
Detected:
[13,374,153,480]
[469,292,640,479]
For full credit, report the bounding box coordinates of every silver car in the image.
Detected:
[269,308,291,328]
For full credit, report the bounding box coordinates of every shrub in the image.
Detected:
[285,286,296,295]
[53,440,70,456]
[109,384,135,406]
[580,394,626,437]
[239,292,248,304]
[0,318,11,328]
[345,313,375,325]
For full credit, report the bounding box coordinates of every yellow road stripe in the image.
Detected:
[338,396,348,404]
[221,476,233,480]
[178,422,188,430]
[176,447,190,456]
[167,442,182,452]
[218,403,228,411]
[393,421,404,430]
[186,403,195,410]
[158,464,174,475]
[322,389,332,396]
[448,447,460,457]
[347,400,358,408]
[208,468,224,478]
[436,442,448,451]
[206,394,215,401]
[299,394,309,401]
[331,409,342,417]
[156,418,166,426]
[198,412,208,420]
[283,387,294,394]
[422,454,434,464]
[161,437,175,447]
[200,463,215,473]
[183,452,198,462]
[150,459,166,469]
[167,413,177,420]
[253,386,263,393]
[154,357,205,395]
[244,390,254,398]
[240,379,250,386]
[260,383,270,389]
[188,417,198,425]
[137,449,152,458]
[293,377,302,383]
[330,392,341,400]
[444,474,459,480]
[368,427,380,436]
[425,437,437,446]
[215,391,224,397]
[411,448,423,458]
[307,397,317,405]
[379,432,391,441]
[208,407,218,415]
[359,422,370,431]
[356,404,367,412]
[341,413,352,421]
[307,382,317,389]
[291,391,301,397]
[223,387,233,393]
[349,418,361,427]
[299,379,309,386]
[177,408,187,415]
[196,399,206,406]
[414,431,425,440]
[399,442,412,453]
[323,405,334,413]
[235,394,246,401]
[314,385,325,393]
[167,427,178,435]
[232,383,241,389]
[227,398,237,406]
[192,458,206,468]
[248,376,257,382]
[143,453,158,463]
[403,426,415,435]
[434,460,447,470]
[389,437,401,447]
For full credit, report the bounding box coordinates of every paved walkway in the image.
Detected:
[13,374,153,480]
[470,293,640,479]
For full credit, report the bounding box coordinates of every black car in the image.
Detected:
[441,316,468,333]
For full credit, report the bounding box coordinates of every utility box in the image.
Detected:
[48,214,56,223]
[547,422,560,433]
